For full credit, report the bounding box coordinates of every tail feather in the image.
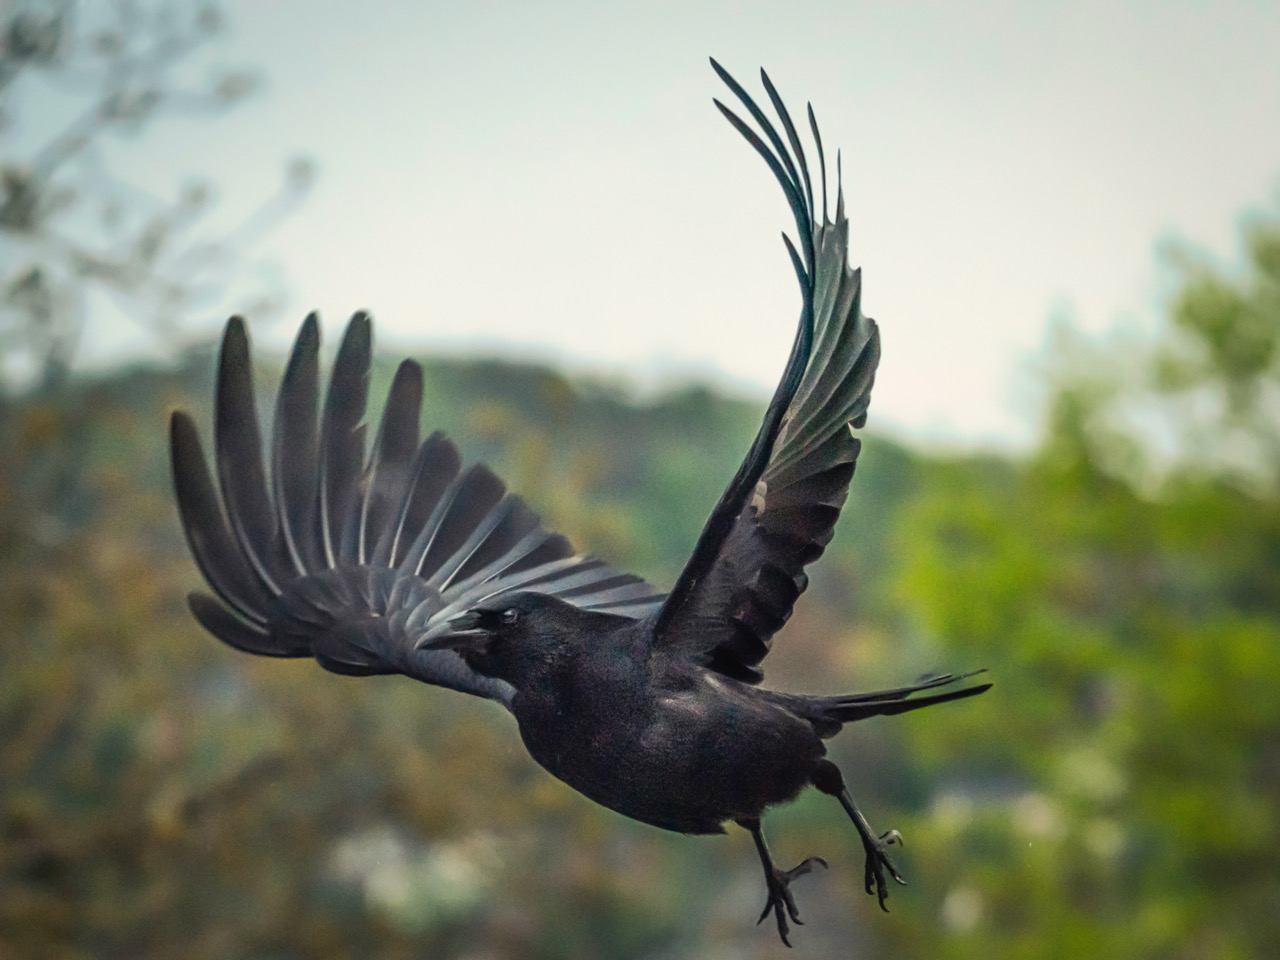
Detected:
[807,670,990,733]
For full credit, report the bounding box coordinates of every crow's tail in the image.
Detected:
[795,671,991,737]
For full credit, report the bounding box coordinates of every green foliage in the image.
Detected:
[4,206,1280,958]
[881,207,1280,959]
[1158,218,1280,419]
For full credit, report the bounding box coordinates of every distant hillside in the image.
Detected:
[63,339,929,643]
[7,328,1279,959]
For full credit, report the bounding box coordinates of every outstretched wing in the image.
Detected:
[651,61,880,684]
[172,313,665,706]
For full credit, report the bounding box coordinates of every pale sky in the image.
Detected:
[73,0,1280,449]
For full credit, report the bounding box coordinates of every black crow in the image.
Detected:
[170,60,990,945]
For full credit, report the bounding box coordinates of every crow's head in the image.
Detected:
[420,592,599,688]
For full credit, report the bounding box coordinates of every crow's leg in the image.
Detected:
[811,758,905,911]
[736,816,827,947]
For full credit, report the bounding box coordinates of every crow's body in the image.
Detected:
[171,61,990,945]
[505,612,824,836]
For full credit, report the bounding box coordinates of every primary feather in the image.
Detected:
[653,62,880,684]
[171,315,665,705]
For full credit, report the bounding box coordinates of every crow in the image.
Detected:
[170,59,990,945]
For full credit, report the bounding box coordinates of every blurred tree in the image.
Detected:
[0,0,315,569]
[0,0,314,392]
[882,203,1280,960]
[5,259,1278,954]
[1153,212,1280,484]
[0,7,321,956]
[1032,207,1280,492]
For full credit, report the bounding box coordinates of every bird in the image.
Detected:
[170,59,991,946]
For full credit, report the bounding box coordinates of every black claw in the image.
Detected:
[811,764,913,915]
[758,856,827,946]
[862,832,904,910]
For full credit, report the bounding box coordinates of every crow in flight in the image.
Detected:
[170,59,990,945]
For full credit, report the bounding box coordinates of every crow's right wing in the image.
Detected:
[172,314,665,707]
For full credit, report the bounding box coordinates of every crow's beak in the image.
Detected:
[417,611,489,653]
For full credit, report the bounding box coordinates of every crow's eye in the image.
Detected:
[500,607,520,626]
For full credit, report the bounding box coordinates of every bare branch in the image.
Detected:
[0,0,313,391]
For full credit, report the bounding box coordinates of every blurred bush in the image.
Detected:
[3,205,1280,957]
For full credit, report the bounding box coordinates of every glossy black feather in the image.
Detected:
[171,412,273,622]
[372,431,462,569]
[273,314,322,574]
[816,673,993,724]
[214,316,286,595]
[760,68,815,224]
[359,360,422,564]
[653,63,878,686]
[174,313,663,703]
[319,312,372,567]
[187,590,302,658]
[433,496,541,592]
[400,464,506,580]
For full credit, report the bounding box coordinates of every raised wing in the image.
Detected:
[172,314,665,706]
[651,61,881,683]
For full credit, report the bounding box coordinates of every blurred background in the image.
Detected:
[2,1,1278,958]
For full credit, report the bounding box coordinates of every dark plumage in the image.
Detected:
[170,60,990,945]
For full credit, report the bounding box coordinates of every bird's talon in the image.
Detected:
[759,856,824,946]
[862,831,904,910]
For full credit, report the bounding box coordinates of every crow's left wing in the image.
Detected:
[651,62,880,683]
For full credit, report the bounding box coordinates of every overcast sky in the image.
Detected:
[71,0,1280,449]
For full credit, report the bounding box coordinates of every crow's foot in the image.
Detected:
[862,828,905,910]
[757,855,827,947]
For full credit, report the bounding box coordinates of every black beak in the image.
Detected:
[445,610,485,633]
[416,611,489,652]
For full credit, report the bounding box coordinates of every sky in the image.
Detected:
[64,0,1280,449]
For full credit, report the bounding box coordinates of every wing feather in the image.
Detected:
[187,591,305,657]
[171,412,273,623]
[398,464,506,579]
[652,64,881,684]
[174,313,662,707]
[318,313,372,567]
[371,431,462,569]
[358,360,422,564]
[273,314,323,574]
[214,317,287,595]
[654,62,820,639]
